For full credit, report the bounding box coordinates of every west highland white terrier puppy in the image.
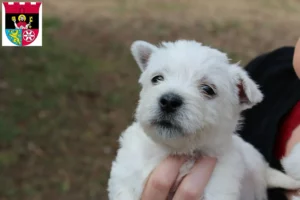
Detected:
[108,40,300,200]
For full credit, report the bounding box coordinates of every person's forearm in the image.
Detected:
[286,125,300,156]
[293,38,300,78]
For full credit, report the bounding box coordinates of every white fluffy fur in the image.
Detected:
[108,40,300,200]
[282,144,300,181]
[282,144,300,200]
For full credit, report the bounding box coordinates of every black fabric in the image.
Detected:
[238,47,300,200]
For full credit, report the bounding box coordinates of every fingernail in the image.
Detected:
[202,156,217,161]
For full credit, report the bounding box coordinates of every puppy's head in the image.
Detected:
[131,40,263,147]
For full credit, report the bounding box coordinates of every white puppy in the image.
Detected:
[108,40,300,200]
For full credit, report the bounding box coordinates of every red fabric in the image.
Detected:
[276,101,300,159]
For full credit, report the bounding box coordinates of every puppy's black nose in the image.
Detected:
[159,93,183,113]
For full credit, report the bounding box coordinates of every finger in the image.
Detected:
[173,157,217,200]
[142,156,186,200]
[293,38,300,78]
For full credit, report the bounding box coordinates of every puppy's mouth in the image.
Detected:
[151,119,181,131]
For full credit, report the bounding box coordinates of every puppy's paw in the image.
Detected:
[281,143,300,181]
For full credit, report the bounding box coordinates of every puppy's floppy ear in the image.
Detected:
[131,40,158,72]
[230,64,264,110]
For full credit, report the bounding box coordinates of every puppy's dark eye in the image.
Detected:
[151,75,164,84]
[201,84,216,97]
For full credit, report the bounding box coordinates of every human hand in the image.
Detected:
[142,156,217,200]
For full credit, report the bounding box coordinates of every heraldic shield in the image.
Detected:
[2,2,42,46]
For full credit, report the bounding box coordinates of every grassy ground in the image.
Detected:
[1,0,300,199]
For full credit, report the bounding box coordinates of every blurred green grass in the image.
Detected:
[0,17,140,200]
[0,18,99,143]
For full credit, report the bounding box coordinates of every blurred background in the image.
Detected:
[0,0,300,199]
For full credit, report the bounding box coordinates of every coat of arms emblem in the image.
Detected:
[2,2,42,46]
